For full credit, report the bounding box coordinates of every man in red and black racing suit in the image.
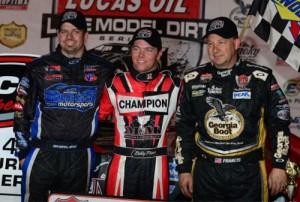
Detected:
[99,27,181,200]
[175,59,291,201]
[13,10,114,202]
[99,66,181,200]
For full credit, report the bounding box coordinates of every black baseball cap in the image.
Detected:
[202,17,238,40]
[128,27,162,50]
[57,9,87,30]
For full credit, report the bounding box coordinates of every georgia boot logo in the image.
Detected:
[205,97,244,140]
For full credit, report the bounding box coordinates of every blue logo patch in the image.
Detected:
[44,83,98,111]
[233,91,251,99]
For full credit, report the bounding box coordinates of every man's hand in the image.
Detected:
[19,159,25,168]
[179,173,193,198]
[268,168,287,196]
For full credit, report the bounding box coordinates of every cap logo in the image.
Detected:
[209,20,224,32]
[62,11,78,22]
[136,29,152,39]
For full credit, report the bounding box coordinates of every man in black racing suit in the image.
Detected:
[175,17,291,201]
[13,10,113,202]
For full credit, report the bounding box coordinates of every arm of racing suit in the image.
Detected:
[175,75,197,174]
[98,84,114,120]
[13,65,37,161]
[263,70,291,195]
[175,75,197,198]
[264,71,290,170]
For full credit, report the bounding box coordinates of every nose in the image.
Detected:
[212,44,220,52]
[66,32,73,39]
[138,49,145,57]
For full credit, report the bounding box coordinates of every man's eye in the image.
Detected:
[72,30,80,34]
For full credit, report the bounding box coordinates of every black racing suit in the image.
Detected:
[175,59,290,201]
[99,67,181,200]
[13,46,114,202]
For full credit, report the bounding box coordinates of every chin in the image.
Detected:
[135,66,148,72]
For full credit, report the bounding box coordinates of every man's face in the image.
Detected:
[206,34,240,69]
[131,39,162,73]
[57,22,88,58]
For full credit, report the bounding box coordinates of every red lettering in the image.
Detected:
[0,99,15,111]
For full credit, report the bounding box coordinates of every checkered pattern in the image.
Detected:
[249,0,300,72]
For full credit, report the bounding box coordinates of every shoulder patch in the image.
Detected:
[184,71,198,83]
[252,70,268,81]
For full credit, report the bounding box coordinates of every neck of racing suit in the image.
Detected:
[130,66,160,83]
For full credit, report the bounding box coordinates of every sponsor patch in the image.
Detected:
[205,97,244,140]
[233,91,251,99]
[49,65,61,71]
[274,131,289,162]
[19,77,30,88]
[84,73,97,82]
[84,65,98,72]
[44,83,97,112]
[44,74,63,81]
[117,93,169,114]
[192,90,205,97]
[277,110,290,120]
[215,157,241,164]
[252,70,268,81]
[207,85,222,94]
[235,75,251,89]
[200,73,212,83]
[184,71,198,82]
[17,85,27,95]
[217,69,232,77]
[271,84,280,91]
[192,84,206,89]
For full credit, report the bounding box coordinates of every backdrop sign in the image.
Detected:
[0,54,37,127]
[0,54,38,201]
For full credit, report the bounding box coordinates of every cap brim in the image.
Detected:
[201,32,236,41]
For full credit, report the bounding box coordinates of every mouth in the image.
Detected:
[137,60,146,64]
[65,40,76,46]
[213,54,224,60]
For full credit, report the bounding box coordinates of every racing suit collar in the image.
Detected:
[211,58,241,77]
[56,45,85,67]
[130,66,160,82]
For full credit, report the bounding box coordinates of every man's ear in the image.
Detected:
[84,32,89,43]
[234,37,241,50]
[157,49,163,61]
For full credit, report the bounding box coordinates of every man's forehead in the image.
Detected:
[132,40,155,48]
[59,22,81,30]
